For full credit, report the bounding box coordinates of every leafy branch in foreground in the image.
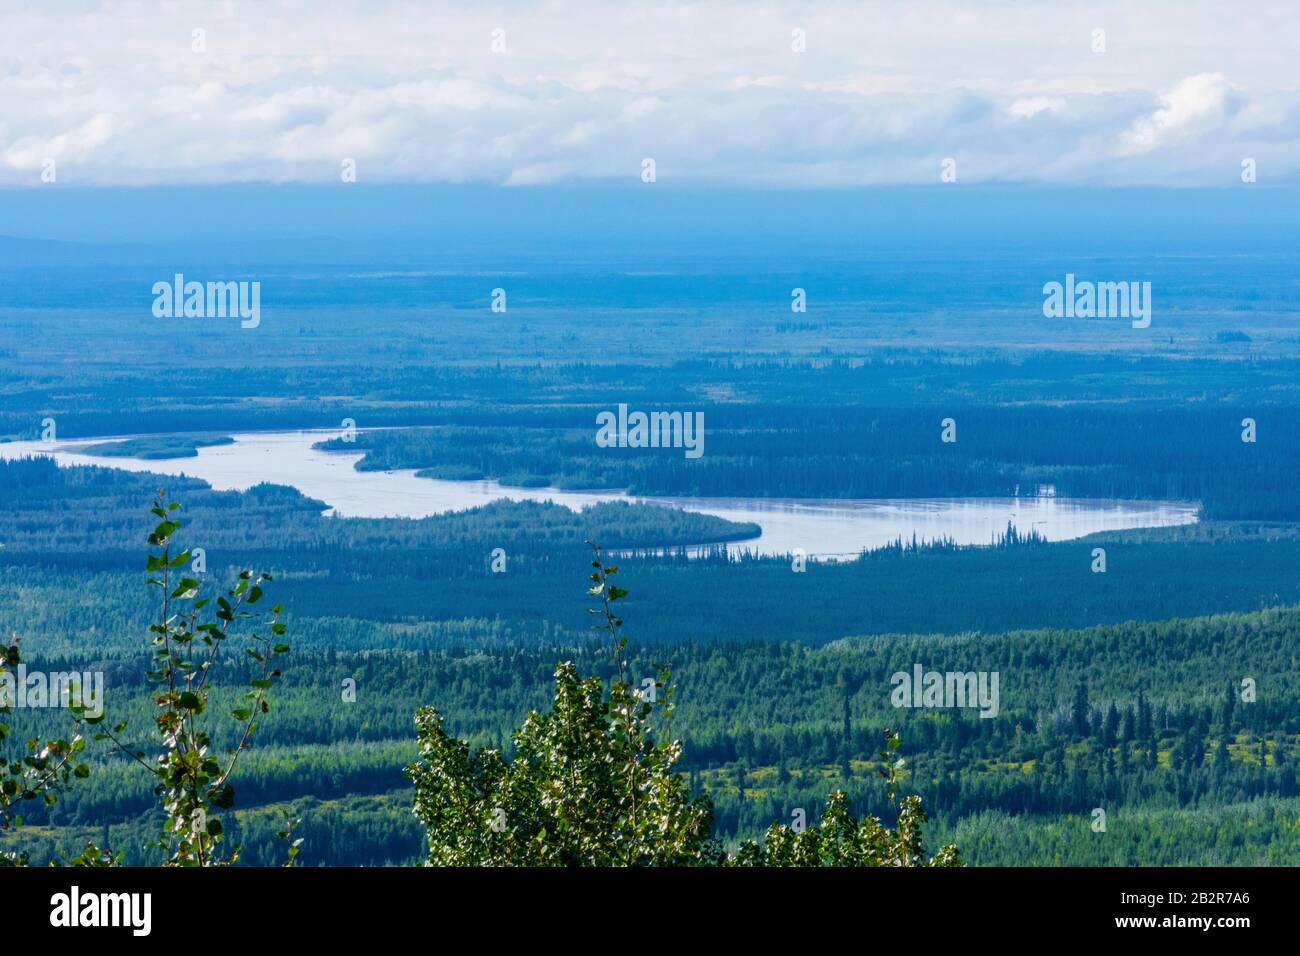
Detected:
[729,730,961,867]
[0,636,92,867]
[408,545,715,865]
[408,544,961,867]
[92,490,292,866]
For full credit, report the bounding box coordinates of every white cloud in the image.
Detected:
[0,1,1297,186]
[1007,97,1067,120]
[1119,73,1234,155]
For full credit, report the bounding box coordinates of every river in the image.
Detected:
[0,430,1199,559]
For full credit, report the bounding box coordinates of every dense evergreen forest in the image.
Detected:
[4,606,1296,865]
[4,455,1300,656]
[3,245,1299,866]
[1,457,1297,865]
[312,402,1294,519]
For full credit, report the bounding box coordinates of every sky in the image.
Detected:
[1,0,1298,189]
[4,184,1299,249]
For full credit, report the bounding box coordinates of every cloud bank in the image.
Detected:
[2,0,1298,187]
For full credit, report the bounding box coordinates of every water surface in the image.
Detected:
[0,430,1200,559]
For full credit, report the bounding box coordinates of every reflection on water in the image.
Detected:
[0,430,1200,560]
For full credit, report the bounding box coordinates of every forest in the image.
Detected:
[2,234,1298,868]
[0,458,1297,866]
[3,595,1295,865]
[3,454,1300,655]
[312,402,1295,519]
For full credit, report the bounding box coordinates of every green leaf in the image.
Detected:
[170,578,201,599]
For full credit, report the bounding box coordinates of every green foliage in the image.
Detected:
[731,732,959,866]
[409,552,717,865]
[732,791,959,867]
[0,636,91,866]
[92,490,292,866]
[409,661,717,866]
[409,551,958,867]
